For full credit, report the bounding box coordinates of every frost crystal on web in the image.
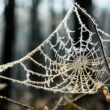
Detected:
[0,3,110,94]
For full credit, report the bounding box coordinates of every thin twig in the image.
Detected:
[52,97,64,110]
[64,96,86,110]
[74,3,110,76]
[0,95,36,110]
[72,94,86,102]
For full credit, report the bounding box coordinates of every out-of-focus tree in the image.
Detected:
[0,0,15,110]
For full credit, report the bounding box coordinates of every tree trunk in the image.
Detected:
[0,0,15,109]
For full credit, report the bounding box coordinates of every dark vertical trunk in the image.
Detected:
[50,0,56,31]
[62,0,66,17]
[30,0,41,50]
[75,0,92,11]
[3,0,15,63]
[0,0,15,109]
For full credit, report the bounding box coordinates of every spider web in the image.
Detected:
[0,3,110,94]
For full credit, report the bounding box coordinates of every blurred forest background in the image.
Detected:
[0,0,110,110]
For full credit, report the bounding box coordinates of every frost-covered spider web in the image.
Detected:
[0,3,110,94]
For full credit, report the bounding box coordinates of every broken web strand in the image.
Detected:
[0,3,110,95]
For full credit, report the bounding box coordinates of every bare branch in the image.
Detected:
[0,95,36,110]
